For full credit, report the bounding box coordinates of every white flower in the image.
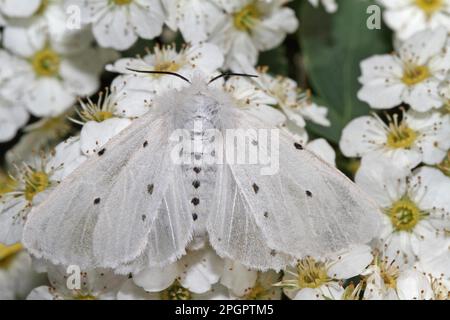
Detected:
[207,0,298,68]
[0,141,86,245]
[132,247,223,294]
[357,28,450,112]
[0,244,46,300]
[258,71,330,128]
[72,0,166,50]
[340,110,450,170]
[0,41,116,117]
[0,0,42,18]
[220,260,282,299]
[416,236,450,280]
[162,0,225,43]
[107,43,224,112]
[0,50,30,142]
[27,266,125,300]
[378,0,450,40]
[3,1,92,57]
[361,252,402,300]
[356,159,450,266]
[117,280,230,300]
[72,89,133,156]
[280,245,373,300]
[396,268,434,300]
[228,56,330,131]
[308,0,338,13]
[307,138,336,167]
[47,137,88,181]
[430,278,450,299]
[0,99,29,143]
[362,250,448,300]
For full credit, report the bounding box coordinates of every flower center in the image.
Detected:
[160,282,192,300]
[92,111,114,122]
[244,284,267,300]
[24,171,50,202]
[387,198,424,232]
[0,243,22,269]
[386,122,417,149]
[154,61,180,73]
[402,65,430,86]
[233,3,261,32]
[112,0,132,5]
[415,0,443,16]
[296,258,329,289]
[381,270,397,289]
[31,48,60,77]
[75,90,116,123]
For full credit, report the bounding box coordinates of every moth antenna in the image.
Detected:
[125,68,191,84]
[208,73,258,84]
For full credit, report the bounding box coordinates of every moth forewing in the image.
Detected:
[208,107,382,266]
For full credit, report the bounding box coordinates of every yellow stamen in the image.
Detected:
[0,243,22,269]
[154,61,180,73]
[386,120,417,149]
[31,48,60,77]
[75,89,116,123]
[233,3,261,32]
[24,171,50,202]
[402,65,430,86]
[415,0,443,16]
[160,281,192,300]
[387,197,425,232]
[296,257,329,289]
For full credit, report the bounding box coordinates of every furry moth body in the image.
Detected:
[23,75,381,273]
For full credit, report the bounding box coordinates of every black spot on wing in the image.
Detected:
[294,143,304,150]
[147,184,154,195]
[191,198,200,206]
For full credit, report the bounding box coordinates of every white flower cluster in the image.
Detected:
[339,22,450,300]
[0,0,448,301]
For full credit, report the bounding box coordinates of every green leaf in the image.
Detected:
[258,45,289,76]
[300,0,392,143]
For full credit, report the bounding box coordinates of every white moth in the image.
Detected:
[23,72,381,274]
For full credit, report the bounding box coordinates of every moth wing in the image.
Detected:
[208,163,296,271]
[23,111,187,269]
[208,109,381,269]
[114,167,194,274]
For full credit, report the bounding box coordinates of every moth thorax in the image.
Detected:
[182,94,220,127]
